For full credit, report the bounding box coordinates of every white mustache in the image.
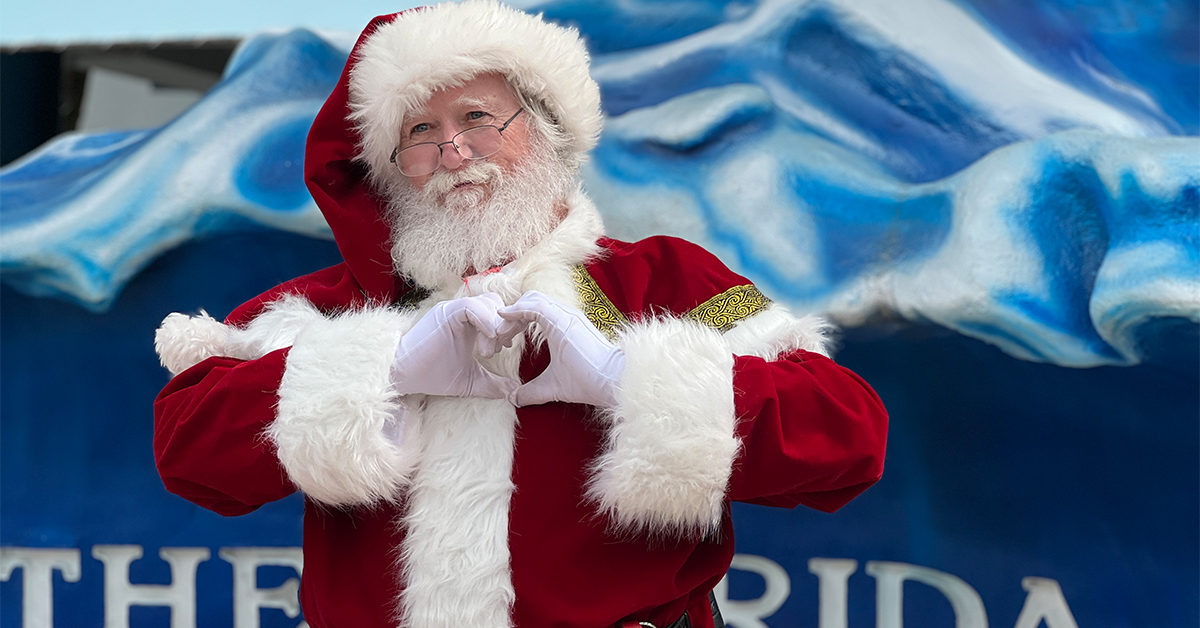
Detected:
[425,161,504,199]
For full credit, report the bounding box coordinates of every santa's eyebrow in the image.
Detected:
[401,109,430,133]
[452,95,491,109]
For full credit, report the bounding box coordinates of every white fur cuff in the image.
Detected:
[588,318,739,536]
[270,306,423,507]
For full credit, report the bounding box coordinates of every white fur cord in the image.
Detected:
[154,311,229,376]
[722,302,835,359]
[153,295,331,376]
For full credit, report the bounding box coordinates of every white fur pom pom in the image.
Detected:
[154,311,230,377]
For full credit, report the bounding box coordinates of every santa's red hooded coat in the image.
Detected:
[153,2,888,626]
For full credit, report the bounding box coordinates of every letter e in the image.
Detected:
[218,547,306,628]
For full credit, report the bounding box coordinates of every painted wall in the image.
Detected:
[2,0,1196,626]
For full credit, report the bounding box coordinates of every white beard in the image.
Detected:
[386,145,577,291]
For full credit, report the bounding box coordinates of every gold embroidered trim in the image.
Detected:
[572,265,629,341]
[684,284,772,332]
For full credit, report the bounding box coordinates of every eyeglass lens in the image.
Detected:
[397,126,504,177]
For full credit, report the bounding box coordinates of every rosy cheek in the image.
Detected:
[511,127,528,152]
[500,130,530,166]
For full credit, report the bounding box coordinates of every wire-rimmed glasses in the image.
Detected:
[389,108,525,177]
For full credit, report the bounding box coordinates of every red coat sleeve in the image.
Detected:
[729,349,887,511]
[153,350,295,515]
[587,236,888,521]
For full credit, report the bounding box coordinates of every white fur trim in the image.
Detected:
[396,337,523,627]
[349,0,602,179]
[723,303,836,359]
[397,398,518,627]
[589,318,739,537]
[270,305,424,507]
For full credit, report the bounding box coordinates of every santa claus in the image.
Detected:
[152,2,888,627]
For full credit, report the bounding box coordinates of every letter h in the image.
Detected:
[91,545,210,628]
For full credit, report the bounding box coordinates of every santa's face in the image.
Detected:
[386,74,577,289]
[399,73,530,209]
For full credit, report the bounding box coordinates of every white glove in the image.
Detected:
[495,291,626,408]
[392,293,517,399]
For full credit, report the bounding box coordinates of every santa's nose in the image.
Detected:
[438,138,467,171]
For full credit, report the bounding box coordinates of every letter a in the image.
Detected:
[1012,577,1079,628]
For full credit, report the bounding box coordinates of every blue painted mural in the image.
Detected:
[2,0,1196,626]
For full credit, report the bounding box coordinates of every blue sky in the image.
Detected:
[0,0,426,45]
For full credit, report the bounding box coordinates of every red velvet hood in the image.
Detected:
[304,12,406,303]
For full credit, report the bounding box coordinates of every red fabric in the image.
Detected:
[730,351,887,511]
[154,237,888,628]
[226,264,367,323]
[155,350,294,516]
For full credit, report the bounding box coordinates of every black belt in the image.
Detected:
[665,610,691,628]
[621,615,689,628]
[621,591,724,628]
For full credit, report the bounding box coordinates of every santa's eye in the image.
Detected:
[410,122,431,135]
[467,111,488,122]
